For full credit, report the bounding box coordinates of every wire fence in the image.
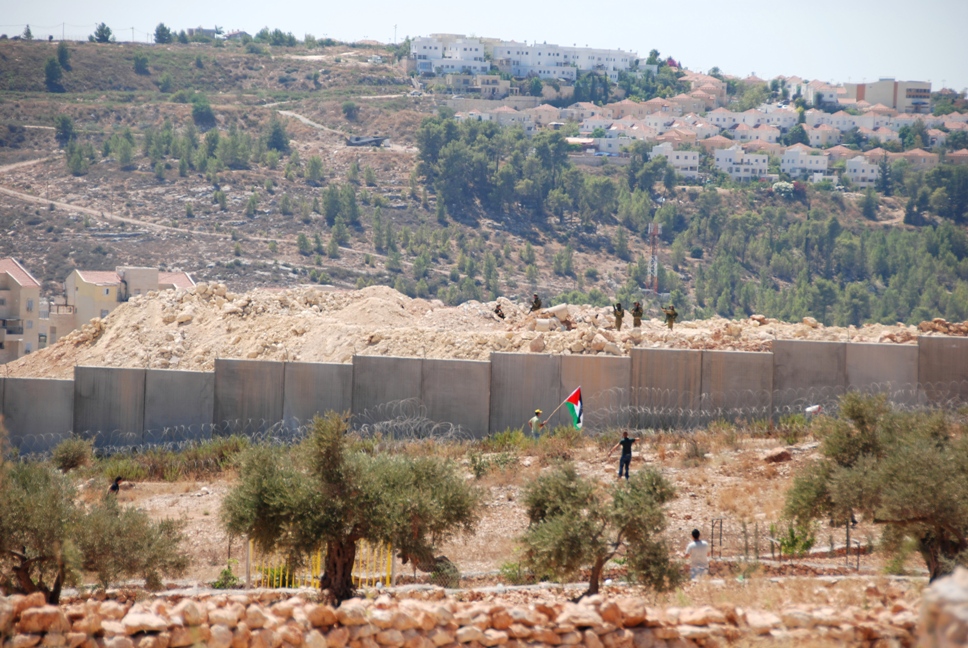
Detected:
[9,382,967,459]
[249,539,393,589]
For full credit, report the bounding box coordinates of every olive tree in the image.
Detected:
[785,393,968,580]
[520,463,682,598]
[0,430,189,602]
[221,413,480,603]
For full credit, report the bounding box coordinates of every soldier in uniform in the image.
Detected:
[613,302,624,330]
[631,302,644,328]
[494,303,505,319]
[528,293,542,313]
[662,304,678,330]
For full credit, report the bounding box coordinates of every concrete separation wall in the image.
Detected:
[143,369,216,440]
[701,350,773,412]
[3,378,74,454]
[421,359,490,437]
[74,367,146,446]
[283,362,353,427]
[846,344,919,404]
[351,356,422,421]
[772,340,846,410]
[631,348,703,409]
[560,355,631,429]
[214,359,285,435]
[489,353,561,434]
[918,336,968,403]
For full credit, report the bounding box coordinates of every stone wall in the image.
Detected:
[0,588,925,648]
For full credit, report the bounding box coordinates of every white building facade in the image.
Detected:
[714,146,768,182]
[650,143,700,179]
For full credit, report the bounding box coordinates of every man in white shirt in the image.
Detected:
[684,528,709,580]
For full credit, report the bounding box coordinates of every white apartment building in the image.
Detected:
[782,145,829,177]
[410,36,489,75]
[411,35,637,81]
[844,78,932,114]
[491,41,636,81]
[649,143,699,179]
[714,146,768,182]
[844,157,880,188]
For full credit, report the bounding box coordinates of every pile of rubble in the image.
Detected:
[0,585,932,648]
[4,284,955,380]
[918,318,968,336]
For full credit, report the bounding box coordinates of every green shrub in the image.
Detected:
[52,436,94,472]
[211,560,243,589]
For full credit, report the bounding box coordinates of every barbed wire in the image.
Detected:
[9,382,966,457]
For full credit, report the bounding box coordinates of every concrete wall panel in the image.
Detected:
[846,343,919,404]
[918,336,968,404]
[421,359,490,437]
[560,355,631,430]
[701,350,773,412]
[351,356,423,420]
[631,348,703,409]
[3,378,74,454]
[144,369,215,441]
[74,366,146,446]
[772,341,846,411]
[284,362,353,427]
[489,353,562,434]
[214,359,285,435]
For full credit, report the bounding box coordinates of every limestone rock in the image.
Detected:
[121,612,169,635]
[529,334,545,353]
[19,606,71,634]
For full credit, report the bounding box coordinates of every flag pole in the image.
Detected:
[544,385,580,425]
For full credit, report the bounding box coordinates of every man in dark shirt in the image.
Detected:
[109,476,123,494]
[607,431,638,480]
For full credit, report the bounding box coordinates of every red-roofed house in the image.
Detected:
[698,135,735,153]
[0,257,42,363]
[946,149,968,166]
[66,266,195,329]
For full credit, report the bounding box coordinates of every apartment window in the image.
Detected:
[26,320,32,329]
[100,310,109,318]
[104,288,110,295]
[38,333,47,348]
[26,299,33,312]
[25,343,32,353]
[0,298,5,306]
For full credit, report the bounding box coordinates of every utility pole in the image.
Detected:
[131,27,135,43]
[394,25,397,45]
[647,222,661,294]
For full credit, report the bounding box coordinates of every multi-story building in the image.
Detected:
[714,146,769,182]
[0,258,41,363]
[781,144,829,177]
[844,156,880,188]
[66,266,195,328]
[491,41,636,81]
[650,143,699,179]
[411,35,637,81]
[410,36,489,75]
[843,78,932,114]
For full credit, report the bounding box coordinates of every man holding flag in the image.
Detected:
[535,387,584,433]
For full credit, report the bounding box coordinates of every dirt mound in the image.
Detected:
[5,285,937,379]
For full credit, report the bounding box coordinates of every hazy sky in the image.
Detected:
[5,0,968,91]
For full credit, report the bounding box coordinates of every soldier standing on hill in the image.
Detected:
[528,293,542,313]
[631,302,644,328]
[613,302,625,330]
[662,304,678,331]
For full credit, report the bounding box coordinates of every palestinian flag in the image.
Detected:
[565,387,583,430]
